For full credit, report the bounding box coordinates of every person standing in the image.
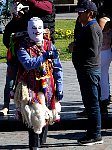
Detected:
[74,0,112,116]
[69,1,103,145]
[0,2,29,116]
[0,0,54,116]
[98,12,112,114]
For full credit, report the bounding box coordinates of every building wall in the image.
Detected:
[54,0,78,4]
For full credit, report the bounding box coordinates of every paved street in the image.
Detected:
[0,129,112,150]
[0,62,112,149]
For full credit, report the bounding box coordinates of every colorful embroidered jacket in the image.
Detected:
[17,39,63,109]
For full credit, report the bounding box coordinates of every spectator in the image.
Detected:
[0,0,55,116]
[69,1,103,145]
[89,0,112,114]
[74,0,112,116]
[0,2,29,116]
[73,0,93,116]
[74,0,92,40]
[98,6,112,114]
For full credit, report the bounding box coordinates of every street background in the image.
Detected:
[0,12,112,150]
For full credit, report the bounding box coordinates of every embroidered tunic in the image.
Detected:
[17,39,63,109]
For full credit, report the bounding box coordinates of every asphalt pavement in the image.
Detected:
[0,62,112,150]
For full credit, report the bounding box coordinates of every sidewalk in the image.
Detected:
[0,61,112,130]
[0,62,112,149]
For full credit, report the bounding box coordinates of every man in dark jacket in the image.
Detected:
[74,0,112,117]
[69,1,103,146]
[74,0,112,40]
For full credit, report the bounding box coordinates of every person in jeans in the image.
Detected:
[69,1,103,145]
[74,0,112,116]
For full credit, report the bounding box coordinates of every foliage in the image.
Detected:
[55,28,74,39]
[55,39,73,60]
[0,34,7,59]
[55,20,75,60]
[0,19,75,62]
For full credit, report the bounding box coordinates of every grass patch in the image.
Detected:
[55,19,75,30]
[55,39,73,60]
[55,20,75,60]
[0,34,7,63]
[0,19,75,62]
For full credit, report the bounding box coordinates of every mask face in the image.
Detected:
[28,17,43,44]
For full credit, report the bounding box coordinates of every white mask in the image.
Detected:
[28,17,43,44]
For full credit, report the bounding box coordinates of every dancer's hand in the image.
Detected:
[43,49,59,59]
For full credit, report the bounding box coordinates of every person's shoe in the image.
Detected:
[100,106,108,115]
[99,100,108,115]
[77,135,103,146]
[76,109,87,117]
[0,108,9,116]
[108,95,112,105]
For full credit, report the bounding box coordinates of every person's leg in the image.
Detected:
[76,69,88,116]
[29,128,40,150]
[40,125,48,145]
[100,49,112,101]
[76,70,87,108]
[99,49,112,114]
[77,69,102,143]
[86,70,101,138]
[29,126,48,149]
[0,63,18,115]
